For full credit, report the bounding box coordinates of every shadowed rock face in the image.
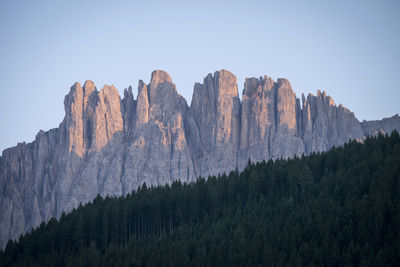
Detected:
[238,76,305,170]
[1,69,399,248]
[300,90,365,154]
[361,114,400,136]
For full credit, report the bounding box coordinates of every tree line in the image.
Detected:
[1,132,400,266]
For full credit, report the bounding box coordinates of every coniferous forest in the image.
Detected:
[1,133,400,266]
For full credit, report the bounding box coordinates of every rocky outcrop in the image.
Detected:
[121,70,196,190]
[0,69,398,249]
[0,128,63,250]
[300,90,364,154]
[361,114,400,136]
[62,81,124,156]
[189,70,240,177]
[238,76,304,170]
[121,86,136,137]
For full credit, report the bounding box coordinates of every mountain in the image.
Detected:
[361,114,400,136]
[0,70,399,248]
[1,133,399,266]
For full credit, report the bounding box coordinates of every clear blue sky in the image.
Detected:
[1,0,399,153]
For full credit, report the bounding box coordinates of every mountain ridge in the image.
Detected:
[0,69,399,248]
[2,133,399,266]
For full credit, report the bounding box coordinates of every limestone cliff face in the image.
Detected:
[238,76,304,170]
[0,69,399,248]
[63,81,94,157]
[121,86,136,137]
[300,90,365,154]
[62,81,124,156]
[121,70,196,191]
[0,129,63,250]
[239,76,275,169]
[361,114,400,136]
[91,85,124,151]
[271,78,304,159]
[189,70,240,177]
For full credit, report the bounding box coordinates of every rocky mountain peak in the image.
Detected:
[149,70,174,99]
[150,70,173,85]
[63,81,86,157]
[121,86,136,136]
[214,69,238,98]
[243,77,261,97]
[189,70,240,176]
[70,81,82,92]
[136,80,150,125]
[138,70,187,124]
[61,81,123,156]
[91,85,123,151]
[243,76,275,98]
[83,80,96,93]
[148,70,178,107]
[123,85,133,98]
[276,77,291,87]
[275,77,297,131]
[1,69,399,250]
[137,80,146,94]
[98,84,120,103]
[361,114,400,136]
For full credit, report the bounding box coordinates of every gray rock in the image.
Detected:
[121,70,196,193]
[300,90,364,154]
[189,70,240,177]
[0,69,398,249]
[361,114,400,136]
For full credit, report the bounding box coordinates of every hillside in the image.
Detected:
[1,70,400,249]
[1,132,399,266]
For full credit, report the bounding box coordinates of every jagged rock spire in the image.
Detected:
[63,81,123,157]
[0,69,399,250]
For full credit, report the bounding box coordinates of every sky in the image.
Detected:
[0,0,399,153]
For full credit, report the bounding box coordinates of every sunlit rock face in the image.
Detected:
[1,69,399,249]
[63,81,123,156]
[189,70,240,177]
[121,70,196,193]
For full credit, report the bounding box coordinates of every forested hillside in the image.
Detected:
[1,132,399,266]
